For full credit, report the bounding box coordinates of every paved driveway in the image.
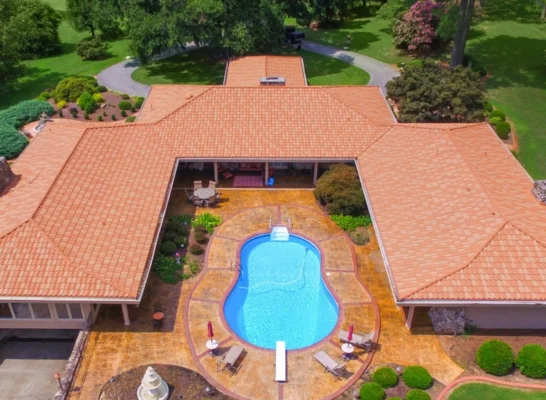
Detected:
[0,339,74,400]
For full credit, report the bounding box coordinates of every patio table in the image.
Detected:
[194,188,215,200]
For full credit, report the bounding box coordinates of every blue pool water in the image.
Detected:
[224,234,339,350]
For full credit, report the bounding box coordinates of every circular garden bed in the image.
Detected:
[100,364,234,400]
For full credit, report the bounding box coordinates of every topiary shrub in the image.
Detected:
[373,367,398,388]
[516,344,546,379]
[71,111,78,118]
[0,123,28,159]
[93,93,104,103]
[485,102,494,113]
[126,116,136,123]
[314,164,366,216]
[76,37,109,60]
[77,91,97,112]
[97,85,107,92]
[359,382,385,400]
[189,244,204,255]
[495,121,511,139]
[53,76,97,102]
[130,105,136,113]
[111,114,116,121]
[488,116,502,126]
[402,366,433,389]
[160,241,177,255]
[174,236,187,247]
[489,110,506,121]
[476,340,514,376]
[405,389,431,400]
[135,97,145,109]
[194,231,208,244]
[118,100,132,110]
[84,112,90,120]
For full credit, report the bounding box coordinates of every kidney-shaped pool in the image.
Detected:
[224,233,339,350]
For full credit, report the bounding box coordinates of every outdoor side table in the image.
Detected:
[341,343,355,361]
[194,188,215,200]
[152,312,164,328]
[206,339,219,357]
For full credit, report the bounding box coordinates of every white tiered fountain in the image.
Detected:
[136,366,169,400]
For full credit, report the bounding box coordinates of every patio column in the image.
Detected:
[313,162,319,185]
[213,162,219,182]
[405,306,415,330]
[121,304,130,326]
[265,162,269,186]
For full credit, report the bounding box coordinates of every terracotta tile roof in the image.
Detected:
[137,86,210,123]
[224,56,306,86]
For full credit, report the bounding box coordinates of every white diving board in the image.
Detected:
[275,341,286,382]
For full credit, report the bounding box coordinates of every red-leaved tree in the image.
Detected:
[392,0,442,53]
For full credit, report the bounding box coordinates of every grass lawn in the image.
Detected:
[132,46,370,86]
[449,383,546,400]
[0,0,130,110]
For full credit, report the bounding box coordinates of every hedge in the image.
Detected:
[331,214,372,231]
[495,122,511,139]
[476,340,514,376]
[405,390,431,400]
[516,344,546,379]
[0,100,54,129]
[372,367,398,388]
[359,382,385,400]
[159,241,177,255]
[402,366,433,390]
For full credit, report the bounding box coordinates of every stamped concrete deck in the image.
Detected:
[69,190,462,400]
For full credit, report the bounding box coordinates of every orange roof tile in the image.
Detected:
[224,56,306,87]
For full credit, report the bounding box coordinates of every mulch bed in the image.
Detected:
[100,364,234,400]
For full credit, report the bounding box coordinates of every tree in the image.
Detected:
[392,0,442,53]
[386,60,487,123]
[66,0,122,37]
[314,164,366,216]
[450,0,475,67]
[313,0,349,26]
[0,2,25,91]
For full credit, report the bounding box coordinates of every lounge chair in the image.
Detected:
[217,345,245,375]
[338,331,373,349]
[314,351,346,380]
[209,181,217,190]
[194,180,203,190]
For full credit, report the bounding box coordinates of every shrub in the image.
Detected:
[93,93,104,103]
[485,102,494,113]
[160,241,177,255]
[77,91,97,111]
[489,110,506,121]
[70,107,78,113]
[152,254,182,284]
[167,215,191,235]
[187,258,200,274]
[97,85,107,93]
[118,101,132,110]
[56,100,67,109]
[0,123,28,159]
[405,389,431,400]
[193,224,208,234]
[314,164,366,216]
[331,214,372,231]
[135,97,145,109]
[194,231,208,244]
[84,112,90,120]
[393,0,444,53]
[130,105,136,113]
[111,114,116,121]
[402,366,433,389]
[488,117,502,126]
[373,367,398,388]
[126,116,136,123]
[97,115,103,121]
[59,110,64,118]
[103,111,107,116]
[192,213,222,233]
[173,236,187,247]
[76,37,109,60]
[189,244,204,255]
[349,230,370,245]
[121,93,130,100]
[53,76,97,102]
[0,100,54,129]
[121,110,127,117]
[389,398,403,400]
[40,92,51,99]
[516,344,546,379]
[84,103,95,115]
[35,96,48,102]
[476,340,514,376]
[359,382,385,400]
[71,111,78,118]
[495,122,511,139]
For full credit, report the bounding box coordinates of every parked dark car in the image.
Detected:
[285,26,305,44]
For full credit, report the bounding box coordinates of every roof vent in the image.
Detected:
[0,157,14,193]
[260,76,286,86]
[532,180,546,205]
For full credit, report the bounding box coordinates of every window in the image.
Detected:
[0,303,12,319]
[11,303,32,319]
[31,303,51,319]
[55,304,70,319]
[68,304,83,320]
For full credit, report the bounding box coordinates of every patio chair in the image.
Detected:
[314,351,346,380]
[209,181,217,190]
[217,345,245,375]
[215,192,220,202]
[194,180,203,190]
[192,197,205,207]
[338,331,373,350]
[184,188,195,203]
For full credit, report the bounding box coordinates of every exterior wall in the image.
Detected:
[0,302,91,330]
[465,306,546,330]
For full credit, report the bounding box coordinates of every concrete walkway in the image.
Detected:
[302,41,399,94]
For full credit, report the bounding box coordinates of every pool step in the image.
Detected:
[270,226,289,241]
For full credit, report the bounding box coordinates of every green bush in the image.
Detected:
[53,76,97,102]
[35,96,48,102]
[97,85,107,92]
[135,97,145,109]
[121,93,130,100]
[56,100,67,109]
[97,115,103,121]
[167,215,191,235]
[489,110,506,121]
[476,340,514,376]
[40,92,51,99]
[173,236,187,247]
[488,117,502,126]
[314,164,366,216]
[76,37,109,60]
[194,231,208,244]
[121,110,127,117]
[84,112,90,120]
[77,91,97,112]
[160,241,177,255]
[485,102,494,113]
[359,382,385,400]
[71,111,78,118]
[0,100,54,129]
[193,224,208,234]
[189,244,204,255]
[93,93,104,103]
[402,366,433,389]
[187,258,200,274]
[118,100,132,110]
[388,398,402,400]
[192,213,222,233]
[152,254,182,284]
[516,344,546,379]
[495,122,511,139]
[0,123,28,159]
[405,389,431,400]
[111,114,116,121]
[331,214,372,231]
[373,367,398,388]
[126,116,136,123]
[130,105,136,113]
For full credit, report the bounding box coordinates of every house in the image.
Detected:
[0,56,545,331]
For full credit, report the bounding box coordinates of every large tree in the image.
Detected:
[66,0,123,37]
[0,1,25,92]
[450,0,475,67]
[386,60,487,123]
[313,0,349,26]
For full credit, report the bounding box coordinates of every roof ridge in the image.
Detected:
[29,219,132,297]
[448,122,488,131]
[401,221,509,300]
[509,220,546,251]
[321,88,377,126]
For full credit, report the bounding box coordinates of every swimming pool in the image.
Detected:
[224,234,339,350]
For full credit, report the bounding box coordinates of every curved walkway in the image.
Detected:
[437,376,546,399]
[96,42,398,97]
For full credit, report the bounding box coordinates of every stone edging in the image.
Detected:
[56,328,90,400]
[436,375,546,399]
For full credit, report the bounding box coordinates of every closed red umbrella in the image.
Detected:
[347,324,354,342]
[207,321,214,340]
